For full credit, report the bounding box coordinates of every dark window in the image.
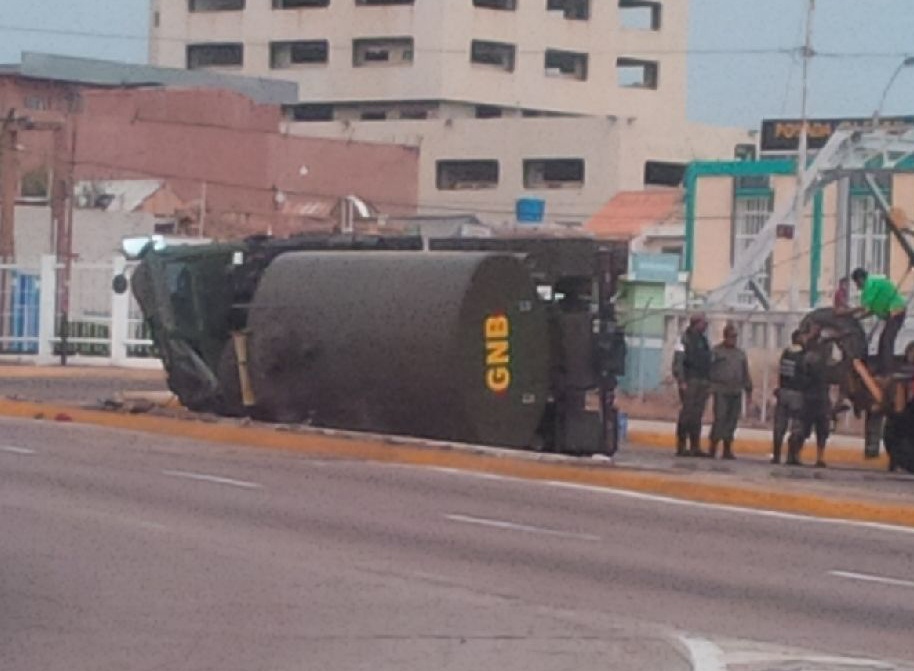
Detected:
[473,0,517,9]
[617,57,659,89]
[189,0,244,11]
[272,0,329,7]
[286,104,335,121]
[546,0,590,20]
[270,40,329,68]
[436,160,500,190]
[734,144,757,161]
[360,110,388,121]
[475,105,503,119]
[618,0,661,30]
[353,37,414,66]
[524,159,585,188]
[399,108,430,120]
[734,174,770,191]
[644,161,686,187]
[187,43,244,69]
[470,40,516,72]
[545,49,588,81]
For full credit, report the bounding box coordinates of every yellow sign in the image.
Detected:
[484,315,511,393]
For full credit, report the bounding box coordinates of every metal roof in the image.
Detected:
[12,52,298,105]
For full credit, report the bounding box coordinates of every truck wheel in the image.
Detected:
[884,413,914,473]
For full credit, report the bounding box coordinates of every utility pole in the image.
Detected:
[790,0,815,312]
[0,113,21,263]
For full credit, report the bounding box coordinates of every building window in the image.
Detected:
[24,96,50,111]
[475,105,503,119]
[187,43,243,69]
[436,160,499,190]
[523,159,585,189]
[618,0,661,30]
[644,161,685,187]
[474,0,517,10]
[732,184,773,307]
[188,0,244,11]
[546,0,590,20]
[355,0,414,5]
[399,108,430,120]
[270,40,329,68]
[360,110,388,121]
[286,104,335,121]
[617,58,659,89]
[353,37,414,66]
[470,40,516,72]
[273,0,329,7]
[544,49,588,81]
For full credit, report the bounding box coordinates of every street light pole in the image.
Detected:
[874,56,914,124]
[789,0,815,311]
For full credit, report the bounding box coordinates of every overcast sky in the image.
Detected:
[1,0,913,129]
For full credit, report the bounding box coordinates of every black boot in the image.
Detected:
[785,439,802,466]
[722,441,735,460]
[771,444,781,465]
[708,441,718,459]
[689,434,710,458]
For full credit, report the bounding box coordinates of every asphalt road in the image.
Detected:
[2,417,913,671]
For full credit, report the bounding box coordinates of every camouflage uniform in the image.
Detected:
[673,327,712,456]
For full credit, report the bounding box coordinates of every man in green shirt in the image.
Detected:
[849,268,907,374]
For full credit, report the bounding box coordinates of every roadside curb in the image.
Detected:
[627,430,888,470]
[1,397,912,529]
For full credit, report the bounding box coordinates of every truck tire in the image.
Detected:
[884,411,914,473]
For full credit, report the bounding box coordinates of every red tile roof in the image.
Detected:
[585,190,683,240]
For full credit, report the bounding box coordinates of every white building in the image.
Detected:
[149,0,752,226]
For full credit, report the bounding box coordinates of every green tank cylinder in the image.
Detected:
[245,251,550,447]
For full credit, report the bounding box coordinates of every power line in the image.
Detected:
[2,22,913,60]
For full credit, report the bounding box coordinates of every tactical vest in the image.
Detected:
[778,346,804,391]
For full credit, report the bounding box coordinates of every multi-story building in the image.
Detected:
[149,0,752,226]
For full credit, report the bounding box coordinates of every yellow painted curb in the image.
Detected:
[627,430,889,469]
[1,398,912,529]
[0,366,164,381]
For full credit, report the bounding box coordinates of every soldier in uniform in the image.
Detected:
[709,323,753,459]
[772,329,805,464]
[673,313,712,457]
[786,329,831,467]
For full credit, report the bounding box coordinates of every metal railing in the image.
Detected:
[0,255,159,368]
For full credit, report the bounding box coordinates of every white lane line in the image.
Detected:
[677,635,727,671]
[829,570,914,589]
[0,446,36,455]
[162,470,262,490]
[543,480,914,537]
[445,513,600,541]
[428,465,914,538]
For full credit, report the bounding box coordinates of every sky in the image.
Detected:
[0,0,913,130]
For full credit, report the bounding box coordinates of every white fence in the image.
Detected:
[0,255,159,369]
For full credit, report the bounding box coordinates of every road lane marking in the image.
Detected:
[424,468,914,537]
[542,480,914,537]
[162,470,262,490]
[0,445,35,455]
[445,514,600,541]
[677,636,727,671]
[829,570,914,589]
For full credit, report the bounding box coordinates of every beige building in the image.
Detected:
[690,163,914,310]
[149,0,751,225]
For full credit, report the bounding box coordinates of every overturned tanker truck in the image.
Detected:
[120,234,629,456]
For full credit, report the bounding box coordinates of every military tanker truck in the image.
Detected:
[118,233,628,456]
